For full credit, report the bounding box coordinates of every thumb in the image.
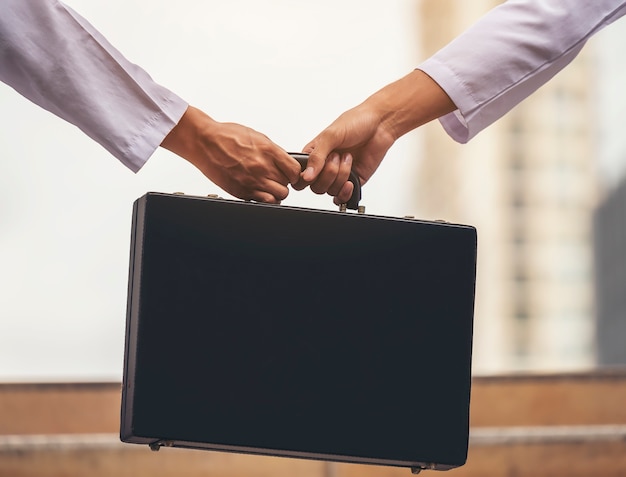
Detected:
[301,133,339,183]
[301,149,325,182]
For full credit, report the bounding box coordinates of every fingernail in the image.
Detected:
[343,152,352,163]
[330,152,340,164]
[303,167,315,181]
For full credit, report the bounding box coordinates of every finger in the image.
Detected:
[327,152,352,197]
[302,141,315,154]
[301,149,326,183]
[301,130,340,183]
[310,152,341,195]
[291,177,308,191]
[248,181,290,204]
[273,149,302,185]
[266,181,290,202]
[333,181,355,205]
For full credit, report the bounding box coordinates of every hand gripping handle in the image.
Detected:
[289,152,362,210]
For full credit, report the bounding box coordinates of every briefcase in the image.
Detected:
[120,157,477,473]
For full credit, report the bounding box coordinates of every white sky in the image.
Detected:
[0,0,420,381]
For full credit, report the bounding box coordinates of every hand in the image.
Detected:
[295,70,457,204]
[294,104,396,204]
[161,106,301,203]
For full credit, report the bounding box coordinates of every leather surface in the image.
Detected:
[121,192,477,469]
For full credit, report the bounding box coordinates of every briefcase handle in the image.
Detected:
[289,152,362,211]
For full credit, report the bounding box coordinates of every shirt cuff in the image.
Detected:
[417,60,477,144]
[121,94,189,173]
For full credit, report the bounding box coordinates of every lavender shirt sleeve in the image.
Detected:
[0,0,189,171]
[418,0,626,143]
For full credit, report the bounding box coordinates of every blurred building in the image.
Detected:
[593,175,626,366]
[592,22,626,368]
[415,0,598,373]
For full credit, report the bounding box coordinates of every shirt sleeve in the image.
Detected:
[417,0,626,144]
[0,0,189,172]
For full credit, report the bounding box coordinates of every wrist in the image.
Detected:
[161,105,217,165]
[368,69,456,140]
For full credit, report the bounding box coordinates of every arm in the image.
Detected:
[0,0,299,202]
[0,0,186,172]
[301,0,626,202]
[421,0,626,143]
[297,69,455,204]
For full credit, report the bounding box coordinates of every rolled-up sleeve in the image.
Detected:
[418,0,626,143]
[0,0,188,171]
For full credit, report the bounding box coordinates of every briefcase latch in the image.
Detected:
[411,463,437,474]
[149,440,174,452]
[339,203,366,214]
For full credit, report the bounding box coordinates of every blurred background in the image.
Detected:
[1,1,626,475]
[1,0,624,381]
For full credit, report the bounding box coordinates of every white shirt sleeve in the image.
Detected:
[0,0,189,172]
[418,0,626,143]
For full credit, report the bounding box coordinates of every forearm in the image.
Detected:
[160,106,212,166]
[366,69,456,140]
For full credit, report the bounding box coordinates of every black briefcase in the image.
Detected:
[120,157,477,473]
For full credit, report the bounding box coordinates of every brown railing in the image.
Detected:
[2,370,626,477]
